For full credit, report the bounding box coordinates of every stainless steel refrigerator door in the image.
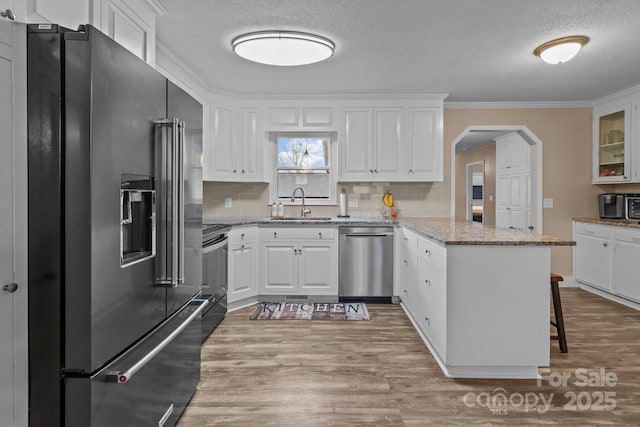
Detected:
[166,81,203,316]
[63,26,169,373]
[65,298,207,427]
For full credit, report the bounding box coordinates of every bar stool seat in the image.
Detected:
[550,273,568,353]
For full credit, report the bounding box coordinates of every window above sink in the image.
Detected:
[269,132,338,206]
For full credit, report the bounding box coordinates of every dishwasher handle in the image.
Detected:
[344,234,392,237]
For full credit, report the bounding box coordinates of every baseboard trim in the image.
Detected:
[579,283,640,311]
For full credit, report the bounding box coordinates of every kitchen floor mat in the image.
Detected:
[250,302,369,320]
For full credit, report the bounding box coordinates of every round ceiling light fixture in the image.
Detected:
[231,30,335,66]
[533,35,589,64]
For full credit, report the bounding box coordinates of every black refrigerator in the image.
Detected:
[27,24,205,427]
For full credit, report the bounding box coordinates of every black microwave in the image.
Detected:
[625,194,640,220]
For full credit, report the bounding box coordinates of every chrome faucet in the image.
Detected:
[291,186,312,218]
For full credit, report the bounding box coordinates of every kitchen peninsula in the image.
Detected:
[207,216,574,379]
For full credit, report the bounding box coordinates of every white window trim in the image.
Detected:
[268,132,338,206]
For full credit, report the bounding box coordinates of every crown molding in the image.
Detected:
[141,0,167,17]
[445,100,593,109]
[592,84,640,106]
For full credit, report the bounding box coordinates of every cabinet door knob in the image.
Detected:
[404,259,408,265]
[318,232,322,238]
[374,169,378,173]
[409,169,413,173]
[369,169,374,173]
[425,249,431,255]
[233,169,237,173]
[294,249,297,255]
[273,232,277,238]
[242,169,245,173]
[425,279,431,287]
[424,316,430,324]
[2,283,18,293]
[241,245,245,250]
[603,242,608,247]
[241,233,245,239]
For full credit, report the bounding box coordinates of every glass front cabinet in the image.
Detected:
[593,103,631,183]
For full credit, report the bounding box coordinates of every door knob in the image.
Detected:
[2,283,18,293]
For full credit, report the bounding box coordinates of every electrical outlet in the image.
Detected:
[348,198,358,208]
[543,198,554,208]
[224,197,232,208]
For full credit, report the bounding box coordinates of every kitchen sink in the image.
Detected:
[270,217,333,221]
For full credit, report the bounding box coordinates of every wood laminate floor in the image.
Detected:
[178,289,640,426]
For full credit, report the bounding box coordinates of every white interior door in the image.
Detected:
[0,16,27,427]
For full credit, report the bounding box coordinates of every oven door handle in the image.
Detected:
[106,298,209,384]
[203,238,228,254]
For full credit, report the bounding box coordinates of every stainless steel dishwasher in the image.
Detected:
[339,226,394,303]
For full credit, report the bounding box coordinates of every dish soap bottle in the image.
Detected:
[271,201,278,218]
[277,202,284,218]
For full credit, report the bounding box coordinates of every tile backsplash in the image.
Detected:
[203,180,451,219]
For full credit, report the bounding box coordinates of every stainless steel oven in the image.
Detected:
[201,226,229,342]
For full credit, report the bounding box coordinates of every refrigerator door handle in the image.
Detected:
[154,118,185,286]
[106,298,209,384]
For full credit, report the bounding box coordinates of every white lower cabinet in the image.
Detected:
[398,226,549,378]
[573,222,614,292]
[414,237,447,359]
[227,227,257,303]
[259,227,338,296]
[395,227,418,312]
[612,226,640,302]
[574,221,640,304]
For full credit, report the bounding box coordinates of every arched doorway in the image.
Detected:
[450,125,543,233]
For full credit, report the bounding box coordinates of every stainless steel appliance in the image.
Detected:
[338,226,394,303]
[598,193,624,219]
[27,24,205,427]
[625,194,640,220]
[201,225,229,341]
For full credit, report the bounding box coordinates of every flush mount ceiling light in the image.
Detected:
[534,35,589,64]
[231,31,335,66]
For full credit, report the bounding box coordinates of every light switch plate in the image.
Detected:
[224,197,232,208]
[543,198,553,208]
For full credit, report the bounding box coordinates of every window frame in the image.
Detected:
[269,132,338,206]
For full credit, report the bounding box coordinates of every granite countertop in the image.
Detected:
[204,216,574,246]
[573,217,640,229]
[399,217,574,246]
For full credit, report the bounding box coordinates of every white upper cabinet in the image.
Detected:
[339,99,444,182]
[340,107,403,181]
[341,108,373,180]
[406,107,442,181]
[97,0,163,65]
[496,132,529,174]
[24,0,89,30]
[24,0,165,66]
[201,96,444,183]
[203,98,264,182]
[373,108,403,178]
[593,101,632,183]
[265,102,335,131]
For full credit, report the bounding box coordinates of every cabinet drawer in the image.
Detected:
[417,304,446,359]
[260,227,336,241]
[417,256,446,309]
[614,227,640,244]
[574,222,613,238]
[417,237,446,267]
[229,226,257,243]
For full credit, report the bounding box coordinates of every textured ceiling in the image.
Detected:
[156,0,640,102]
